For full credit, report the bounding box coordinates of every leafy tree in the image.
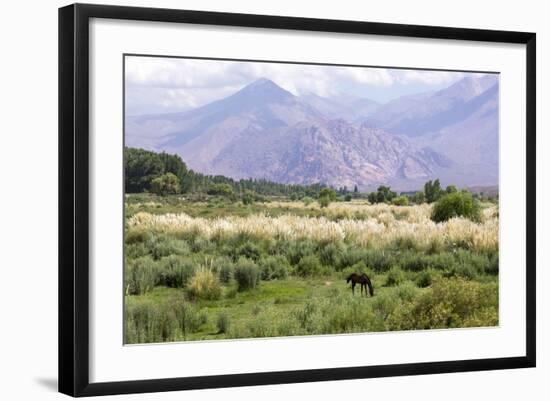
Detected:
[368,185,397,204]
[367,192,378,204]
[344,194,352,202]
[124,147,165,193]
[392,196,409,206]
[242,190,256,205]
[207,183,234,197]
[431,191,481,222]
[319,187,337,201]
[150,173,181,196]
[445,185,458,194]
[319,196,331,208]
[424,179,442,203]
[353,185,359,194]
[410,191,425,204]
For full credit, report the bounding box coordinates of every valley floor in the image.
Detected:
[124,194,499,344]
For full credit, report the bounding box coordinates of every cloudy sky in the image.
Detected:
[125,55,478,116]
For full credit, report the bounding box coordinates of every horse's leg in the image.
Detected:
[360,283,363,296]
[351,282,355,295]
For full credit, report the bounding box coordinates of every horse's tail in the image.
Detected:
[364,274,374,296]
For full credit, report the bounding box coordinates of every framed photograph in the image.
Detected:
[58,3,536,397]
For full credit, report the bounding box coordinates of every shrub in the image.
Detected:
[318,196,331,208]
[364,249,393,272]
[344,194,352,202]
[207,183,234,197]
[336,247,367,270]
[394,281,419,302]
[285,239,316,266]
[157,255,195,288]
[385,266,405,286]
[387,278,498,330]
[216,312,230,334]
[416,269,437,288]
[242,190,256,205]
[319,188,337,201]
[234,241,262,261]
[431,191,481,222]
[146,235,190,260]
[150,172,181,196]
[392,196,409,206]
[295,255,322,277]
[171,297,208,339]
[319,241,344,268]
[234,258,261,291]
[399,252,431,272]
[186,267,222,300]
[486,252,499,275]
[125,229,150,244]
[302,196,314,206]
[125,256,157,295]
[259,255,290,280]
[371,292,399,321]
[217,259,234,283]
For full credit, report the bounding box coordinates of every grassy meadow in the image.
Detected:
[124,194,499,344]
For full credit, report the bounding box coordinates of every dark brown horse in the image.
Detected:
[346,273,374,297]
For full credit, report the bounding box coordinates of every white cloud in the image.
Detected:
[125,56,468,114]
[393,70,465,85]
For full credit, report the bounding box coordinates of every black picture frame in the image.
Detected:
[59,3,536,397]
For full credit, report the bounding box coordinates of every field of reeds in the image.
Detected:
[124,195,499,344]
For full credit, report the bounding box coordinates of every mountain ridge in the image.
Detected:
[125,75,499,190]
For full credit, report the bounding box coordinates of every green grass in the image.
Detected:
[124,195,499,344]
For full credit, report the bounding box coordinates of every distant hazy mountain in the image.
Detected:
[299,92,380,123]
[367,74,498,138]
[365,74,499,186]
[126,75,499,190]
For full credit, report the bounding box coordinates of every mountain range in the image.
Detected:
[125,74,499,191]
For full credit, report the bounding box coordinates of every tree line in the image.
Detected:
[124,147,325,197]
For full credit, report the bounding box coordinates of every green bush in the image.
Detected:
[392,196,409,206]
[387,278,498,330]
[234,241,262,261]
[344,194,352,202]
[125,256,158,295]
[157,255,195,288]
[125,229,150,244]
[259,255,290,280]
[319,188,337,201]
[364,249,393,272]
[125,296,207,343]
[336,247,367,270]
[217,259,234,283]
[486,252,499,275]
[242,190,256,205]
[319,241,344,267]
[302,196,314,206]
[146,234,190,260]
[318,196,331,208]
[234,258,261,291]
[431,191,481,222]
[385,266,405,286]
[186,268,222,300]
[285,239,316,266]
[415,269,437,288]
[151,172,181,196]
[216,312,230,334]
[295,255,322,277]
[171,297,208,339]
